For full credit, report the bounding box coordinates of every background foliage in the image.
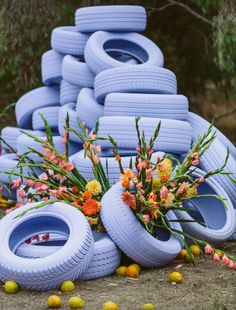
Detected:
[0,0,235,141]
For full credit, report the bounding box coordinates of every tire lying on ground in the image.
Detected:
[94,66,176,103]
[104,93,189,120]
[85,31,163,75]
[16,231,121,281]
[75,5,147,33]
[96,116,191,154]
[15,86,60,129]
[41,50,64,86]
[60,79,82,106]
[0,202,94,291]
[101,182,183,267]
[174,168,236,245]
[32,106,60,131]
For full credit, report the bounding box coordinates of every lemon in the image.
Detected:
[189,245,201,257]
[68,296,85,309]
[125,265,140,278]
[129,263,141,273]
[115,266,127,277]
[47,295,62,309]
[142,303,156,310]
[60,280,75,292]
[102,301,119,310]
[169,271,183,283]
[177,249,187,259]
[3,281,19,293]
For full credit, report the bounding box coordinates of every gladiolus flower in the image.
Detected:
[121,191,136,208]
[146,168,153,183]
[192,159,200,166]
[62,131,68,146]
[115,154,121,161]
[198,177,205,183]
[18,188,26,199]
[96,145,102,153]
[222,255,230,264]
[41,174,48,181]
[213,253,220,262]
[26,179,35,187]
[93,155,100,164]
[160,186,169,200]
[121,179,130,189]
[205,244,214,255]
[12,178,22,190]
[137,160,147,171]
[142,214,150,224]
[137,182,143,189]
[227,260,234,269]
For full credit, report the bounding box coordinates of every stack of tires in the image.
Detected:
[0,5,235,291]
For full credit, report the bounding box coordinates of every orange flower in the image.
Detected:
[121,179,130,189]
[161,175,169,183]
[72,186,79,194]
[115,154,121,161]
[120,168,133,181]
[82,191,92,200]
[121,191,136,210]
[82,199,100,216]
[150,209,158,219]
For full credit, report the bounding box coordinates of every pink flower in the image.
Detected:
[89,133,96,139]
[18,188,26,199]
[142,214,150,224]
[42,197,49,201]
[137,160,147,171]
[198,177,205,183]
[192,159,200,166]
[204,244,214,255]
[227,260,234,269]
[222,255,230,264]
[86,150,91,157]
[15,202,22,209]
[59,160,74,172]
[49,189,58,197]
[62,131,68,146]
[93,155,100,164]
[136,147,141,152]
[191,152,200,159]
[12,178,22,190]
[35,182,49,193]
[137,182,143,189]
[41,174,48,181]
[146,168,153,183]
[213,253,220,262]
[53,174,66,183]
[96,145,102,153]
[26,179,35,187]
[160,186,169,200]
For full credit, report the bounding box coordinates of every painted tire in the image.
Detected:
[70,150,164,185]
[62,55,95,87]
[51,26,89,56]
[101,182,183,267]
[230,210,236,240]
[32,106,60,131]
[75,5,147,33]
[58,103,89,144]
[96,116,191,154]
[76,88,104,129]
[1,127,44,151]
[104,93,188,120]
[41,50,64,86]
[16,231,121,281]
[60,79,82,106]
[15,86,60,129]
[174,168,236,245]
[95,66,176,103]
[85,31,164,75]
[0,202,94,291]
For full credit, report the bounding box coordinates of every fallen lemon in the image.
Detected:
[177,249,187,259]
[102,301,118,310]
[129,263,141,273]
[47,295,62,309]
[169,271,183,283]
[142,303,156,310]
[125,265,140,278]
[115,266,127,277]
[60,280,75,292]
[3,280,19,294]
[68,296,85,309]
[190,245,201,257]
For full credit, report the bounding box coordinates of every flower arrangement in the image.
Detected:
[1,115,236,268]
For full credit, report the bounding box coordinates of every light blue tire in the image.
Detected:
[62,55,95,87]
[0,202,94,291]
[60,80,82,106]
[16,231,121,281]
[95,66,176,103]
[174,168,236,245]
[70,150,164,185]
[51,26,89,56]
[85,31,164,75]
[104,93,189,120]
[15,86,60,129]
[96,116,191,154]
[32,106,60,131]
[76,88,104,129]
[230,210,236,240]
[41,50,64,86]
[1,127,45,151]
[75,5,147,33]
[101,182,183,267]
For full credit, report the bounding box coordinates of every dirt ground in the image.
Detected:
[0,242,235,310]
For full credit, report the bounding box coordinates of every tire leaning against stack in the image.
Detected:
[60,80,82,106]
[41,50,64,86]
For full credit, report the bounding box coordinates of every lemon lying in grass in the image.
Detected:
[125,265,140,278]
[47,295,62,308]
[190,245,201,257]
[68,296,85,309]
[177,249,187,259]
[169,271,183,283]
[115,266,127,277]
[102,301,119,310]
[129,263,141,273]
[60,280,75,292]
[3,281,19,293]
[142,303,156,310]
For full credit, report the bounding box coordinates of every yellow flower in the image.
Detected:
[85,180,102,196]
[87,216,99,225]
[186,186,198,198]
[165,192,175,205]
[152,176,161,190]
[156,158,173,178]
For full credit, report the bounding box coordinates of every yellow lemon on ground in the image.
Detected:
[68,296,85,309]
[125,265,140,278]
[115,266,127,277]
[129,263,141,273]
[169,271,183,283]
[189,245,201,257]
[3,280,19,293]
[102,301,118,310]
[47,295,62,308]
[142,303,156,310]
[60,280,75,292]
[177,249,187,259]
